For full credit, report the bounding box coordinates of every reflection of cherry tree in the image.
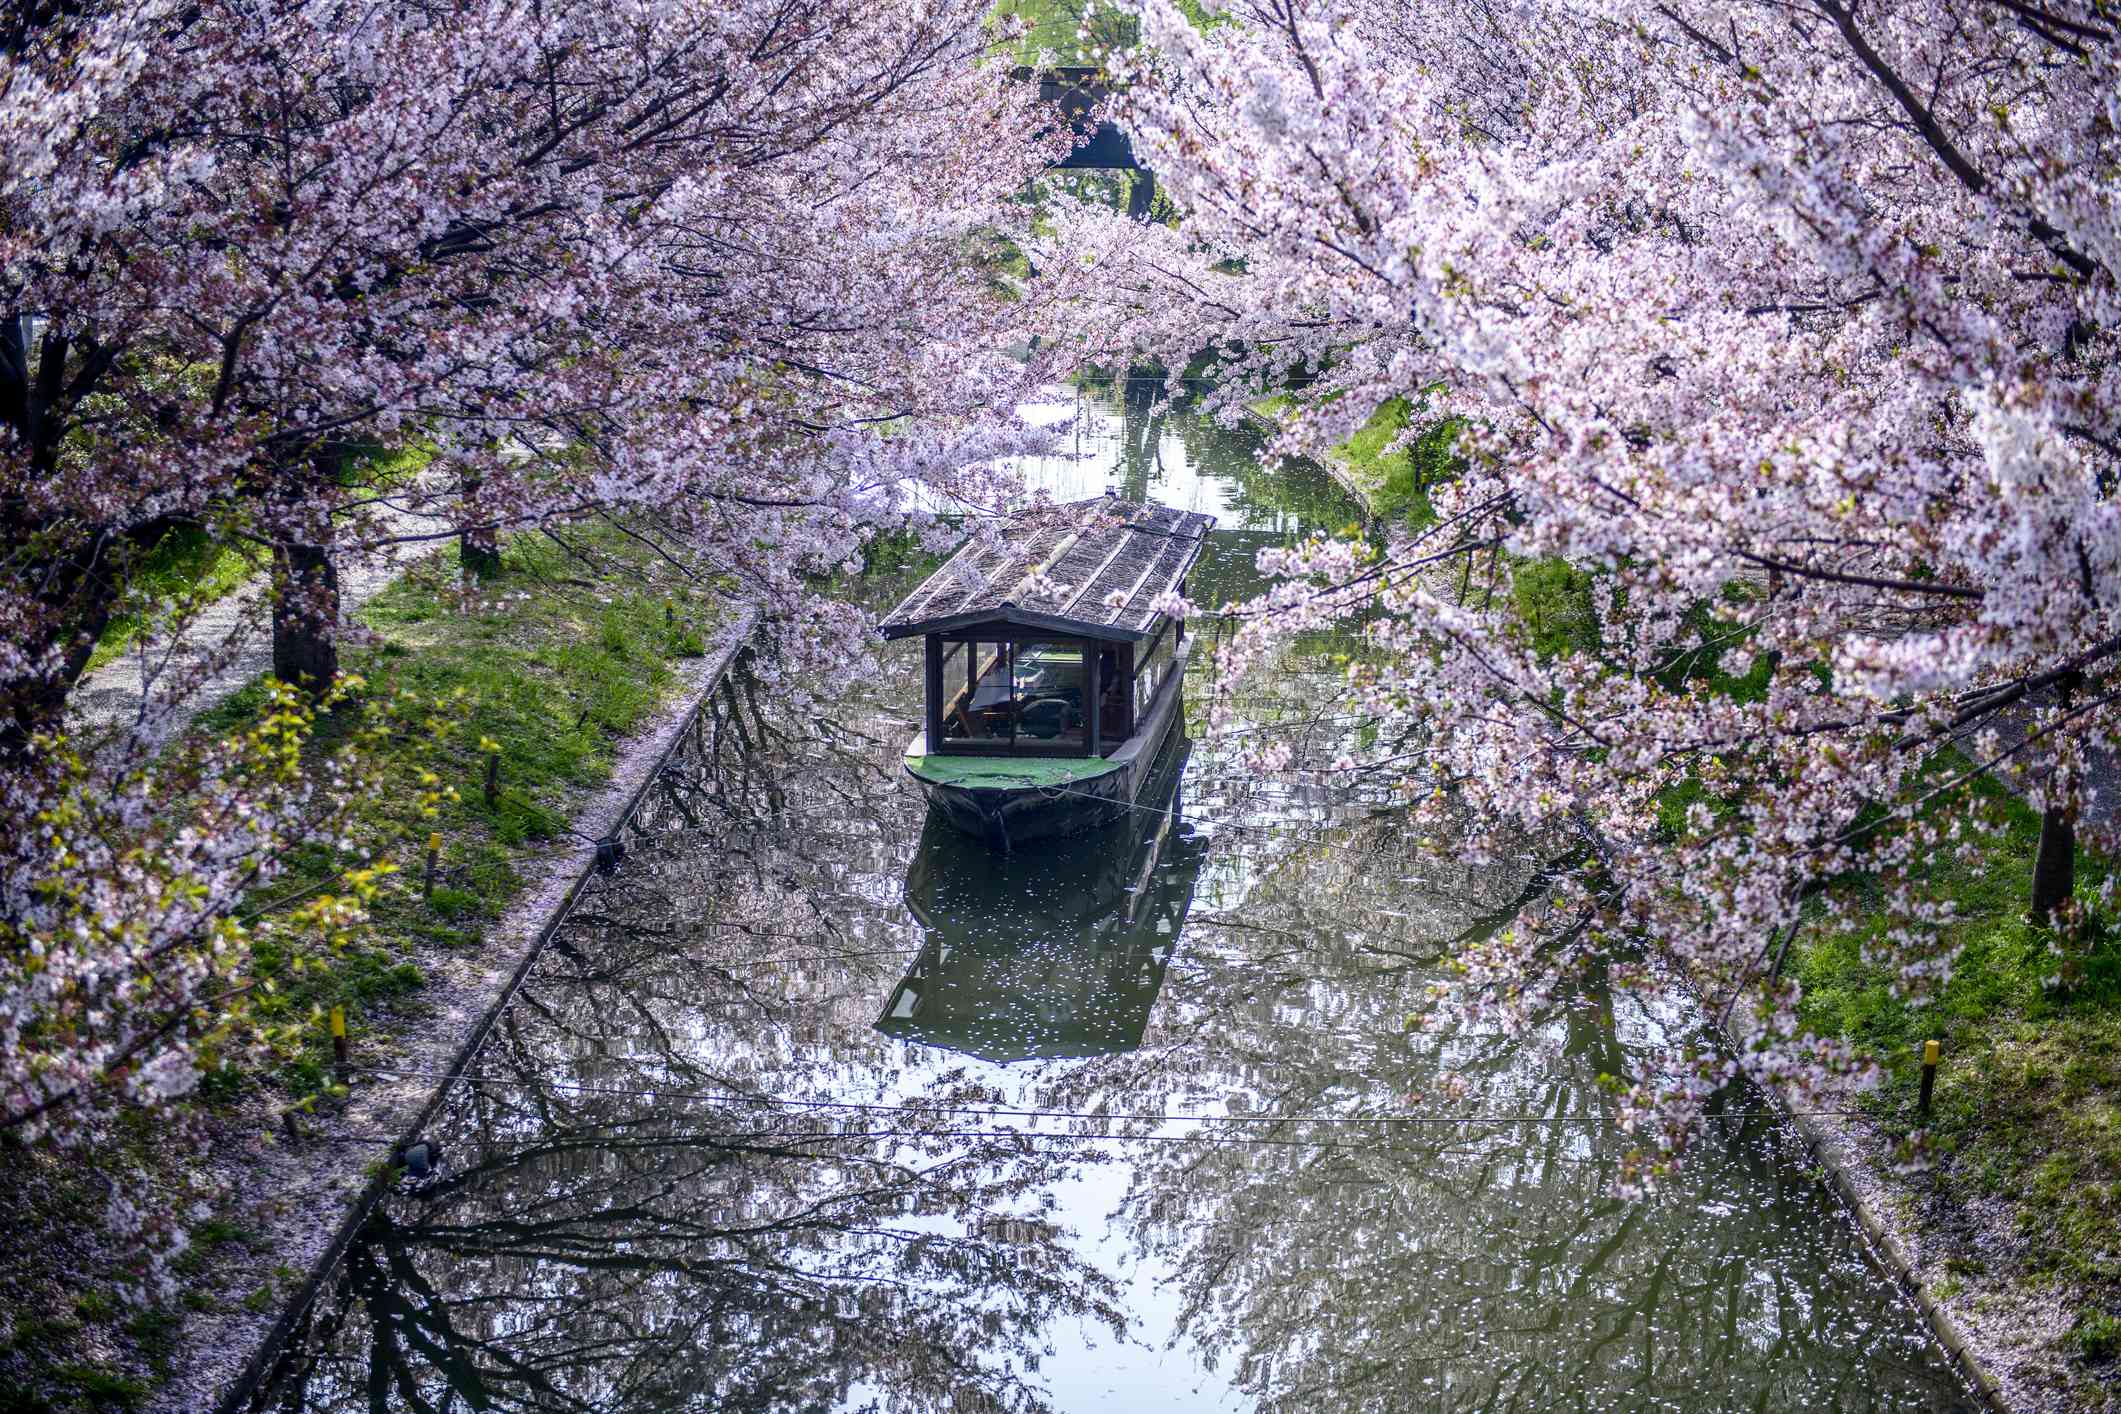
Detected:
[1068,379,1356,554]
[1046,831,1961,1412]
[259,672,1130,1413]
[260,612,1960,1411]
[266,1094,1123,1414]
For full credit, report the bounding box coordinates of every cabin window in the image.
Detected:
[935,635,1089,753]
[1133,622,1178,719]
[1015,640,1089,747]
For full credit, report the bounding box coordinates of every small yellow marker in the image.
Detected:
[1922,1039,1941,1066]
[424,832,442,900]
[1918,1038,1941,1117]
[330,1005,349,1071]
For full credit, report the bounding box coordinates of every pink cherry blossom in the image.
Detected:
[1037,0,2119,1175]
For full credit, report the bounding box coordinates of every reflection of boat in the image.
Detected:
[876,738,1203,1062]
[878,494,1211,847]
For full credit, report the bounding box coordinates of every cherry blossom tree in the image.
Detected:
[0,0,1069,1182]
[1037,0,2120,1173]
[1,0,1069,744]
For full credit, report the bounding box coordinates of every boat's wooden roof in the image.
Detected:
[878,495,1213,642]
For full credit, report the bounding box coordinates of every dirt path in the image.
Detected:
[68,487,454,741]
[1972,701,2121,835]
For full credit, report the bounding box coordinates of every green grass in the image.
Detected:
[1335,398,1462,528]
[87,439,436,674]
[87,526,267,672]
[1508,557,1601,661]
[1794,768,2121,1077]
[341,440,434,490]
[1792,764,2121,1387]
[51,1366,148,1410]
[988,0,1136,65]
[0,520,724,1409]
[1250,395,1463,529]
[204,524,718,1102]
[2076,1309,2121,1361]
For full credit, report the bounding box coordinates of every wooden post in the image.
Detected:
[423,831,441,900]
[330,1005,349,1074]
[1918,1038,1940,1117]
[924,635,944,750]
[1086,642,1102,757]
[484,750,500,807]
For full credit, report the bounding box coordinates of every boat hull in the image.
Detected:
[913,766,1132,846]
[905,645,1190,849]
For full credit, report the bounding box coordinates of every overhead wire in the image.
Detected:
[349,1066,1894,1128]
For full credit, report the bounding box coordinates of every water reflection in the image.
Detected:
[881,738,1202,1063]
[248,395,1976,1414]
[263,1089,1121,1413]
[1007,380,1352,604]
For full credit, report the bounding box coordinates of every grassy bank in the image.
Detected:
[1263,380,2121,1401]
[1794,771,2121,1405]
[1250,394,1459,528]
[0,520,722,1412]
[199,523,718,1103]
[86,527,266,673]
[87,445,436,674]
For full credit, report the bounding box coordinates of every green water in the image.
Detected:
[248,385,1974,1413]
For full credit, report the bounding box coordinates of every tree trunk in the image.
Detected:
[2030,670,2083,925]
[271,538,339,693]
[0,531,118,771]
[460,523,501,579]
[2031,803,2076,924]
[0,323,121,768]
[459,473,501,578]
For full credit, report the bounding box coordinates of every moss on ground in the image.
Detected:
[0,519,722,1410]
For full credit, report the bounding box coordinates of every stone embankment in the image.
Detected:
[152,603,759,1414]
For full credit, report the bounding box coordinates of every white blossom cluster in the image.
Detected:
[0,0,1077,1269]
[1035,0,2120,1178]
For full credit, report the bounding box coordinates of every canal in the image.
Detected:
[247,384,1977,1412]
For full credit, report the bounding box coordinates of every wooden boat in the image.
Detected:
[875,735,1202,1062]
[878,494,1213,848]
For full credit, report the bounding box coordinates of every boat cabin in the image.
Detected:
[878,495,1213,760]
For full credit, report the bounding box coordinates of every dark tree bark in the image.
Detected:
[2029,670,2083,924]
[460,522,502,579]
[0,531,118,769]
[271,539,340,691]
[459,473,501,578]
[0,320,124,768]
[2031,803,2076,923]
[269,450,343,693]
